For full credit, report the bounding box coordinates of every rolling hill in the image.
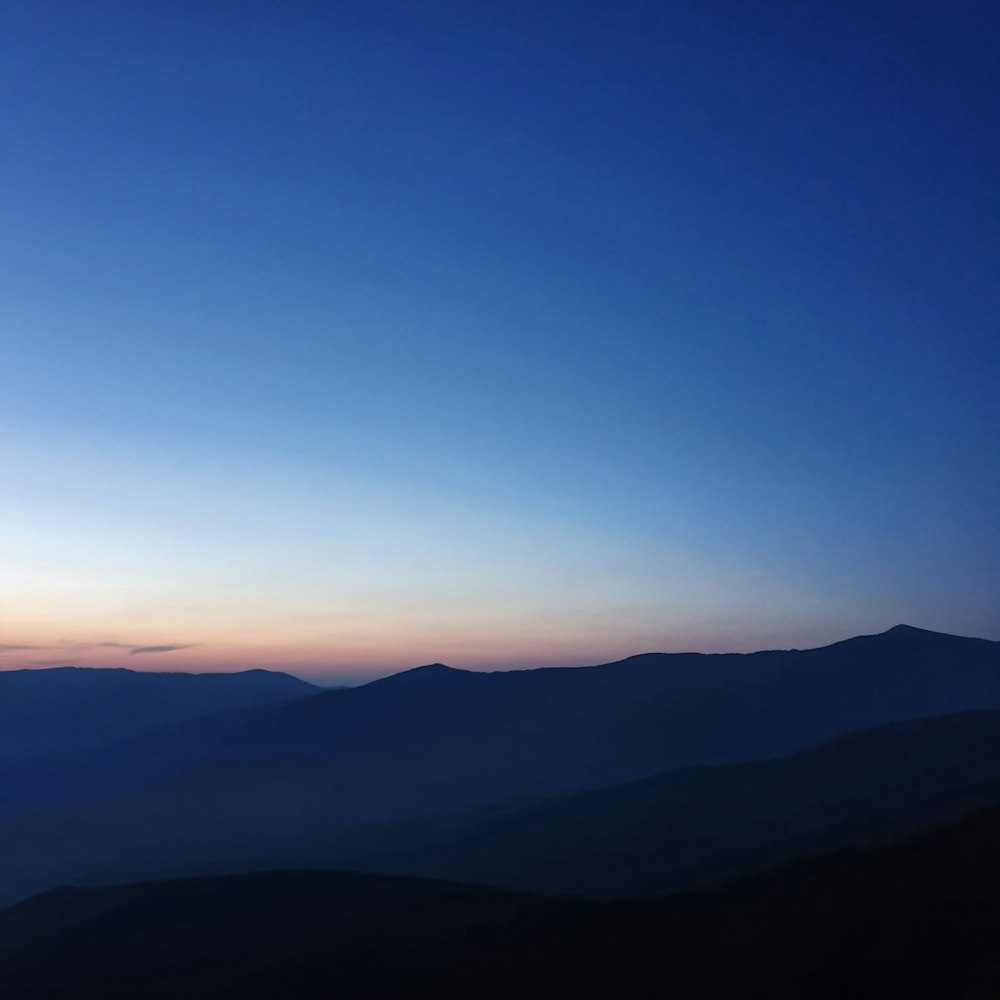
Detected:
[4,802,1000,998]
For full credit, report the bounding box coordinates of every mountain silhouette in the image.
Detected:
[1,625,999,903]
[120,623,1000,798]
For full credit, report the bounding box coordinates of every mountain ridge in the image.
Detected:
[368,624,998,681]
[2,624,999,905]
[0,666,319,765]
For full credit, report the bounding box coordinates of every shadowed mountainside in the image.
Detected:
[6,708,1000,905]
[4,803,1000,999]
[334,708,1000,895]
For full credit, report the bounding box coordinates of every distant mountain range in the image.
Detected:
[0,665,318,761]
[1,624,999,906]
[14,624,1000,812]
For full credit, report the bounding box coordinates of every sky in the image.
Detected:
[1,0,998,681]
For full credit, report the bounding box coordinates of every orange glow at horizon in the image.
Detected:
[0,611,903,682]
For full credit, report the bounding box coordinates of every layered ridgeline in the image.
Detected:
[315,708,1000,896]
[1,625,1000,904]
[5,624,999,812]
[4,802,1000,999]
[0,667,320,820]
[0,666,319,761]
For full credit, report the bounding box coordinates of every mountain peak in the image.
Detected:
[855,624,991,646]
[369,662,464,688]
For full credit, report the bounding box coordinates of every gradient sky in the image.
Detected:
[1,0,998,681]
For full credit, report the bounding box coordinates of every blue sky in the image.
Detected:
[1,1,998,678]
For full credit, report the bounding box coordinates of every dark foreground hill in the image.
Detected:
[4,803,1000,999]
[0,871,583,1000]
[0,666,319,761]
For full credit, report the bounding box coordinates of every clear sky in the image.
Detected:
[1,0,998,681]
